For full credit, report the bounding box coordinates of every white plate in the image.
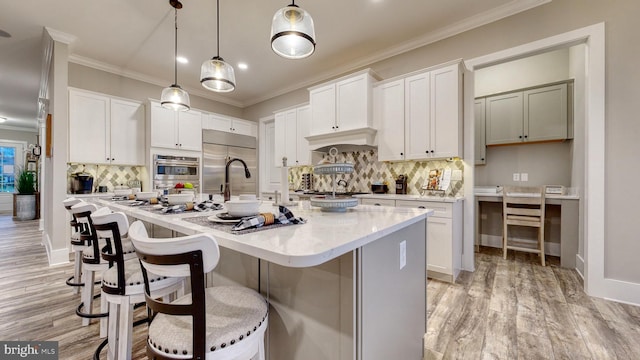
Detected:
[207,215,240,224]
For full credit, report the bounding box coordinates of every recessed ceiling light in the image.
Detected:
[238,63,248,70]
[177,56,188,64]
[0,117,7,123]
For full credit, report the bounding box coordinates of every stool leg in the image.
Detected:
[108,300,119,360]
[81,269,94,326]
[117,296,133,360]
[258,334,266,360]
[100,290,108,338]
[73,250,83,295]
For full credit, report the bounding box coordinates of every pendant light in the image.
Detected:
[200,0,235,92]
[270,1,316,59]
[161,0,190,111]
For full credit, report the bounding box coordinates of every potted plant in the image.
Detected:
[14,167,36,220]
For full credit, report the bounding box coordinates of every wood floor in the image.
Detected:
[1,216,639,359]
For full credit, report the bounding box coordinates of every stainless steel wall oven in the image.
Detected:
[153,154,199,191]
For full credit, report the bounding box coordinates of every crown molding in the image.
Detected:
[68,54,245,108]
[243,0,552,107]
[44,27,77,44]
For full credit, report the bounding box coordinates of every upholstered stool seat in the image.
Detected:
[93,211,185,360]
[148,286,268,358]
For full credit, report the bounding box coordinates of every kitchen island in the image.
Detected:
[94,198,432,360]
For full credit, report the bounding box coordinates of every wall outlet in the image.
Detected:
[399,240,406,270]
[521,173,529,182]
[513,173,520,181]
[451,169,463,181]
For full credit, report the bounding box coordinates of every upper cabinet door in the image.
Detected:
[376,79,405,162]
[474,98,486,165]
[150,101,178,149]
[309,84,336,135]
[524,83,567,142]
[274,112,287,168]
[296,105,311,166]
[110,98,144,165]
[177,110,202,151]
[232,118,257,137]
[69,89,109,164]
[404,72,430,160]
[430,63,462,159]
[486,92,523,145]
[204,114,232,132]
[336,73,371,131]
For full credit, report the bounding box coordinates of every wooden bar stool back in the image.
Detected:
[502,186,546,266]
[92,211,184,360]
[128,221,269,360]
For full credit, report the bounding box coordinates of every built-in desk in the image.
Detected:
[475,191,579,268]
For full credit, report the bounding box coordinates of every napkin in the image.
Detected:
[161,205,186,213]
[231,206,306,231]
[194,201,223,212]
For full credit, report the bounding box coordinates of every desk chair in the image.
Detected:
[502,186,546,266]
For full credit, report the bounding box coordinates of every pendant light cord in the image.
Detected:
[173,6,178,85]
[216,0,220,57]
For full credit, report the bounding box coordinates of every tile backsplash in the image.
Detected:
[289,149,464,197]
[67,164,147,193]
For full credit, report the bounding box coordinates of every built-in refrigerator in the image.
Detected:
[202,129,257,197]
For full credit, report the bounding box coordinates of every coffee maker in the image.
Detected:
[71,172,94,194]
[395,174,408,194]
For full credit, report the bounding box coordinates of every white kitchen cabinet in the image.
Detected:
[395,199,462,283]
[149,101,202,151]
[274,104,312,167]
[474,98,486,165]
[486,83,568,145]
[309,69,377,136]
[69,88,144,165]
[376,61,463,162]
[375,79,405,161]
[203,114,257,137]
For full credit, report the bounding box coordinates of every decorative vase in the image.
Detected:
[15,194,36,221]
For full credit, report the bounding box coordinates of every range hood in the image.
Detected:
[305,127,377,151]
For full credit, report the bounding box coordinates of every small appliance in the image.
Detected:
[395,174,408,194]
[71,172,94,194]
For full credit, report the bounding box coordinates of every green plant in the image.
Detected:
[16,167,36,195]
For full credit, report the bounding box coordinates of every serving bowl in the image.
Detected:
[225,200,261,217]
[166,193,194,205]
[135,191,158,201]
[114,188,132,196]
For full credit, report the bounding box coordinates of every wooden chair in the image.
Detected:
[502,186,546,266]
[92,210,184,360]
[128,220,268,360]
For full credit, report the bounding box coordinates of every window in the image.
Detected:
[0,146,16,193]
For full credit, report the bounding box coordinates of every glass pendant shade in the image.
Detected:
[271,3,316,59]
[161,85,190,111]
[200,56,236,92]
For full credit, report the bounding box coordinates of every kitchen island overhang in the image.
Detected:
[93,199,432,360]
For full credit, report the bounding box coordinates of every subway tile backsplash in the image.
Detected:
[289,149,464,197]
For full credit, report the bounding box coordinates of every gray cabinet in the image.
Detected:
[485,83,568,145]
[474,98,486,165]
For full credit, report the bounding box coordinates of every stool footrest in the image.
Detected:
[76,293,109,319]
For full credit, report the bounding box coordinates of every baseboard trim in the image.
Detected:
[42,232,69,266]
[575,254,585,279]
[480,235,560,257]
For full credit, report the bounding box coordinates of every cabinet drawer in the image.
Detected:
[360,198,396,207]
[395,200,452,218]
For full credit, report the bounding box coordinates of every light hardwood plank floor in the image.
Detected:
[2,216,639,359]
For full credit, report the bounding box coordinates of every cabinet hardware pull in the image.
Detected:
[481,158,485,161]
[519,135,522,139]
[418,206,426,209]
[430,150,434,153]
[524,135,528,138]
[374,203,381,206]
[400,152,403,156]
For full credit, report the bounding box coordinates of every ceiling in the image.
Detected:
[0,0,549,132]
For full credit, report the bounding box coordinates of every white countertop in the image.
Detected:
[474,186,579,200]
[353,193,464,203]
[67,193,115,198]
[94,199,432,268]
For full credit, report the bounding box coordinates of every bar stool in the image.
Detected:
[64,197,85,293]
[72,202,110,337]
[92,210,184,360]
[128,221,269,360]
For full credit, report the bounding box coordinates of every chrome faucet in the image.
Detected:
[224,158,251,202]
